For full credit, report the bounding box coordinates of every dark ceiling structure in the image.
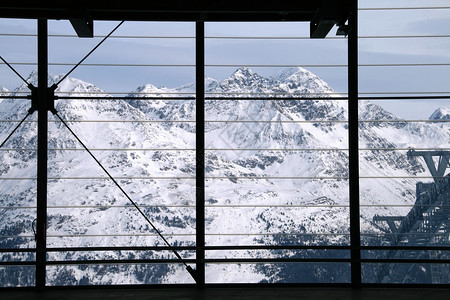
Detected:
[0,0,351,38]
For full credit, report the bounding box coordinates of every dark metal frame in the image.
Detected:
[36,19,48,290]
[1,0,450,289]
[347,1,361,288]
[195,21,206,287]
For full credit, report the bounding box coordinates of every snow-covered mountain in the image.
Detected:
[0,86,8,104]
[0,67,449,286]
[429,107,450,121]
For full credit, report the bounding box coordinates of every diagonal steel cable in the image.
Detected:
[54,112,198,281]
[56,21,125,86]
[0,56,31,87]
[0,112,32,149]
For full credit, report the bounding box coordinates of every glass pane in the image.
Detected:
[362,263,450,284]
[46,263,194,286]
[204,21,348,283]
[206,263,351,283]
[0,266,35,287]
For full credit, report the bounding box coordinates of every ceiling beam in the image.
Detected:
[0,0,336,22]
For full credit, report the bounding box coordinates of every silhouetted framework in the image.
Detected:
[1,0,449,290]
[373,150,450,283]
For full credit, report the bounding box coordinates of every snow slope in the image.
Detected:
[0,67,449,285]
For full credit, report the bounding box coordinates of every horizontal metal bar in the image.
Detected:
[209,63,450,67]
[0,204,351,209]
[1,175,444,180]
[5,91,450,96]
[0,177,197,180]
[359,6,450,11]
[53,148,194,151]
[45,259,196,265]
[205,245,350,250]
[3,245,449,253]
[45,205,349,209]
[6,204,450,210]
[52,119,195,123]
[43,258,351,266]
[3,33,450,40]
[10,232,447,238]
[206,120,347,123]
[0,119,339,123]
[361,246,450,251]
[44,245,350,252]
[4,62,450,68]
[359,35,450,39]
[13,116,450,123]
[40,233,350,238]
[361,283,450,288]
[1,147,449,152]
[0,283,354,290]
[0,33,192,39]
[206,258,351,263]
[5,282,450,290]
[360,148,450,151]
[205,35,450,40]
[359,95,450,100]
[1,147,448,152]
[361,259,450,264]
[359,91,450,95]
[0,233,353,239]
[204,177,349,180]
[360,204,450,207]
[360,119,449,123]
[360,233,449,236]
[0,248,36,253]
[44,234,197,238]
[56,96,195,100]
[2,91,194,96]
[44,205,197,209]
[359,176,443,179]
[47,246,195,252]
[0,62,196,67]
[204,96,348,100]
[3,95,449,102]
[0,148,193,152]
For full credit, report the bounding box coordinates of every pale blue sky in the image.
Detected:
[0,1,449,119]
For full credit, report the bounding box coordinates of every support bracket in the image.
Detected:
[69,6,94,38]
[407,149,450,183]
[373,215,404,233]
[70,18,94,38]
[310,0,350,38]
[28,84,58,114]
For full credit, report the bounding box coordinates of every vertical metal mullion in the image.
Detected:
[36,19,48,289]
[195,21,206,287]
[348,0,361,288]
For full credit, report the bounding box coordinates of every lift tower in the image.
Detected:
[373,150,450,283]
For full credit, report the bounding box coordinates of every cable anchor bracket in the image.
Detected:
[48,84,58,115]
[28,84,58,115]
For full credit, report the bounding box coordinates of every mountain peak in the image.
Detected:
[429,107,450,121]
[134,83,159,93]
[217,66,272,93]
[17,71,104,96]
[230,66,255,78]
[272,67,309,82]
